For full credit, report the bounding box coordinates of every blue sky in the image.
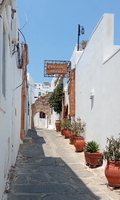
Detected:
[17,0,120,84]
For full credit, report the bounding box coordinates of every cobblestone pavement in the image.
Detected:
[7,128,120,200]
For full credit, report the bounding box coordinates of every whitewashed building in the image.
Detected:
[26,73,35,129]
[26,75,53,130]
[34,82,51,99]
[0,0,22,199]
[64,13,120,154]
[48,77,61,130]
[33,82,51,128]
[0,0,25,199]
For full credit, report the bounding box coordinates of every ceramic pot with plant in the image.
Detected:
[70,118,86,151]
[84,141,103,168]
[103,135,120,187]
[81,40,88,50]
[60,118,71,139]
[55,120,61,132]
[69,121,78,145]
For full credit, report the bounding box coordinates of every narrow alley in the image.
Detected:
[7,129,120,200]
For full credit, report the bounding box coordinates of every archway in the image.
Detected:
[31,95,51,129]
[34,111,46,128]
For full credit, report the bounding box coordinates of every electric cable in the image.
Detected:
[18,28,26,44]
[28,83,35,88]
[17,6,28,30]
[13,77,26,91]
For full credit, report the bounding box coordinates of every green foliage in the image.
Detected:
[81,40,88,47]
[48,79,63,114]
[84,141,99,153]
[70,117,86,137]
[103,135,120,161]
[60,118,71,130]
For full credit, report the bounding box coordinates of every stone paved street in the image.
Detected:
[7,129,120,200]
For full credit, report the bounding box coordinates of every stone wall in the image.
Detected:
[31,95,51,129]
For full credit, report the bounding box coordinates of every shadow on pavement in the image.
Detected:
[8,129,101,200]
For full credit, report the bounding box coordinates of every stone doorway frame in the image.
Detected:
[31,95,51,129]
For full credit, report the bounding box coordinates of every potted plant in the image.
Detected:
[60,118,71,139]
[70,118,86,152]
[84,141,103,168]
[48,79,63,132]
[81,40,88,50]
[103,135,120,187]
[69,119,79,145]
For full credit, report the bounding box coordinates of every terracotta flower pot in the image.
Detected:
[84,151,103,168]
[63,129,71,139]
[74,137,85,152]
[69,136,76,145]
[55,120,61,132]
[61,129,64,135]
[105,160,120,187]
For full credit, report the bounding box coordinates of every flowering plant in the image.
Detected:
[103,135,120,161]
[70,118,86,137]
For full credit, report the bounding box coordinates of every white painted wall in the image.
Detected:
[49,109,60,130]
[27,73,35,129]
[63,13,120,159]
[48,77,61,130]
[34,113,46,128]
[74,14,120,152]
[33,82,51,129]
[0,1,23,199]
[34,82,51,99]
[27,76,52,130]
[63,45,83,119]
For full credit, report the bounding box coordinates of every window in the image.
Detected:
[39,112,46,118]
[38,92,41,96]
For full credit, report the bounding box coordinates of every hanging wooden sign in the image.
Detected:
[46,63,68,75]
[44,60,71,77]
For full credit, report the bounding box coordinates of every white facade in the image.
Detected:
[48,77,62,130]
[34,82,51,99]
[65,14,120,154]
[33,82,51,129]
[26,76,52,129]
[0,0,23,199]
[34,112,47,128]
[27,73,35,129]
